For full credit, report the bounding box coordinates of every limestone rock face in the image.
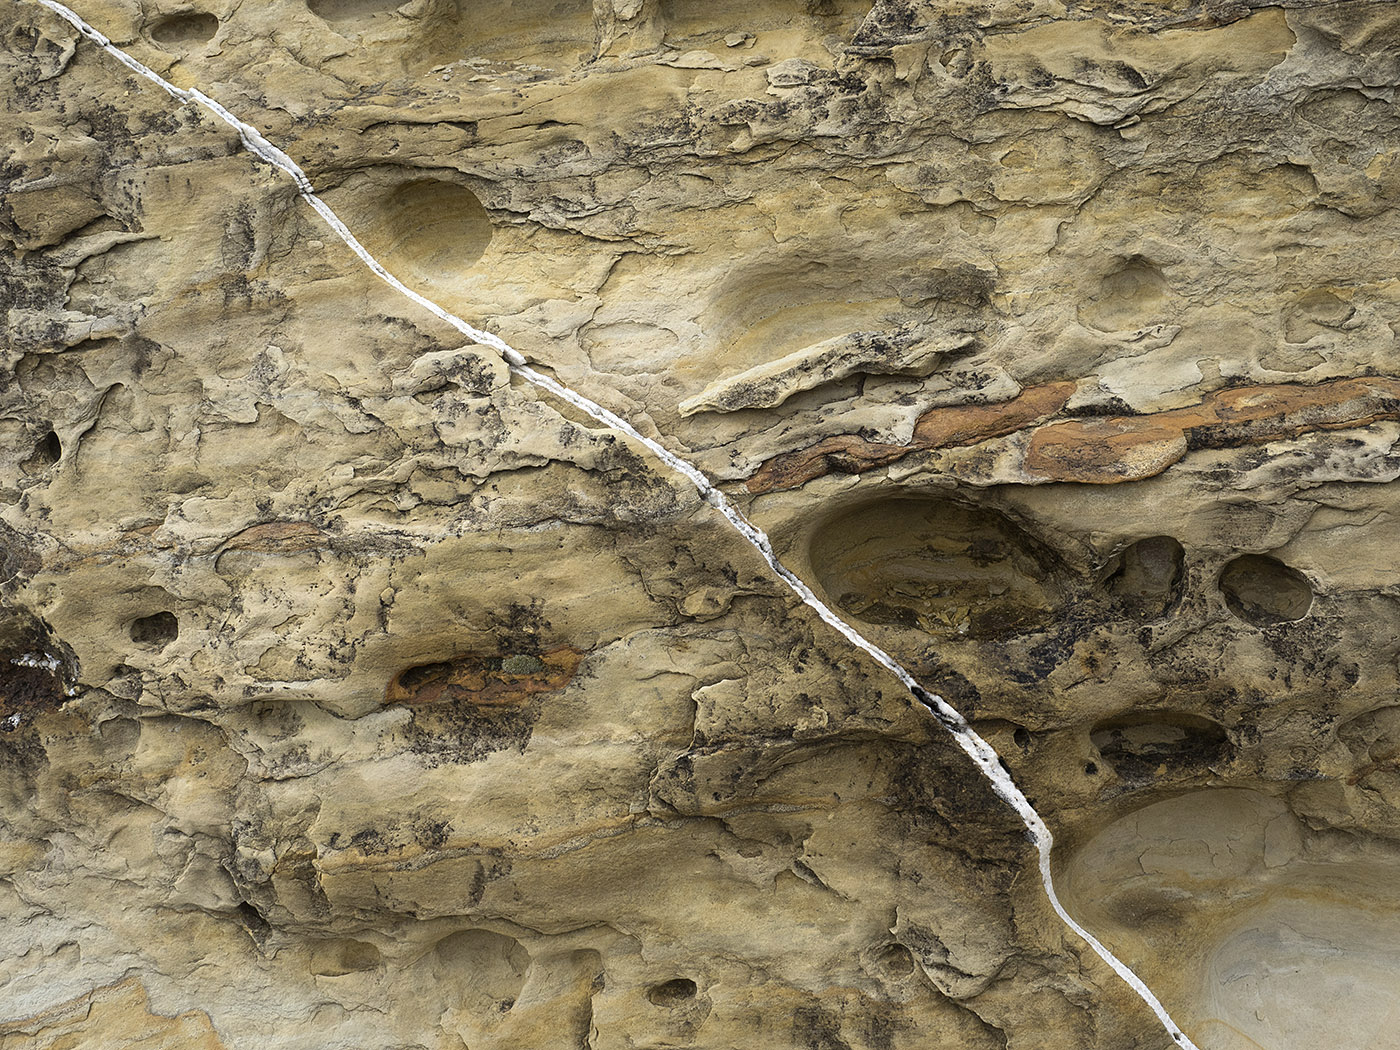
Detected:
[4,1,1400,1047]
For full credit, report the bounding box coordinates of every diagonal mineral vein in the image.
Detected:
[26,2,1203,1045]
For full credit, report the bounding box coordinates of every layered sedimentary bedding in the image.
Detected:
[5,0,1400,1047]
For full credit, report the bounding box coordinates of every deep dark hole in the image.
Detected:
[1084,761,1098,776]
[1013,726,1031,749]
[37,431,60,465]
[235,901,271,937]
[647,978,697,1006]
[1090,714,1232,783]
[130,611,179,646]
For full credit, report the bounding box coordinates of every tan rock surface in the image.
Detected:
[5,1,1400,1048]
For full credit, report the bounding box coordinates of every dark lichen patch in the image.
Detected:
[0,657,65,732]
[388,647,584,764]
[0,613,72,732]
[1090,713,1232,784]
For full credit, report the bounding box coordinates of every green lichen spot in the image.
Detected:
[500,654,545,675]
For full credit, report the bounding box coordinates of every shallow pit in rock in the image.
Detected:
[1218,553,1313,625]
[360,178,492,289]
[811,498,1067,640]
[308,938,382,976]
[148,12,218,46]
[428,930,530,1015]
[130,611,179,647]
[1077,255,1173,332]
[307,0,403,21]
[647,977,698,1006]
[1090,713,1231,783]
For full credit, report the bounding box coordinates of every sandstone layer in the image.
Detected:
[5,1,1400,1048]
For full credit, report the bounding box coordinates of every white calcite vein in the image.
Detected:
[26,2,1204,1045]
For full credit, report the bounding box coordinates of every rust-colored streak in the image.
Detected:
[746,376,1400,491]
[745,380,1077,494]
[911,381,1078,448]
[745,434,910,494]
[1025,377,1400,484]
[384,647,584,708]
[1023,417,1190,484]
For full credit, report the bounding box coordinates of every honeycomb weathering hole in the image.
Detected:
[1078,256,1171,332]
[367,179,492,284]
[37,430,61,465]
[810,499,1066,639]
[149,12,218,45]
[385,647,582,707]
[1090,713,1231,783]
[429,930,530,1015]
[1219,554,1313,625]
[130,611,179,647]
[308,938,382,976]
[647,978,698,1006]
[1105,535,1185,620]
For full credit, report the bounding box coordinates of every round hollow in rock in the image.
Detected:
[149,12,219,46]
[647,978,697,1006]
[810,498,1067,640]
[366,179,492,282]
[1077,256,1172,332]
[308,938,382,976]
[873,943,916,978]
[429,930,530,1015]
[129,611,179,647]
[1218,554,1313,625]
[1090,713,1231,783]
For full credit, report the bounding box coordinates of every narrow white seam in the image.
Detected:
[28,3,1203,1045]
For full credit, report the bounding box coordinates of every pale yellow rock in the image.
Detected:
[5,0,1400,1048]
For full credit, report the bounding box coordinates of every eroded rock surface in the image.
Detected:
[4,0,1400,1047]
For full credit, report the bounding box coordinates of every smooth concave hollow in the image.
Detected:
[1219,554,1312,625]
[811,498,1066,639]
[365,178,492,286]
[149,12,218,46]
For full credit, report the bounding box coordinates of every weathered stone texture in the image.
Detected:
[4,1,1400,1047]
